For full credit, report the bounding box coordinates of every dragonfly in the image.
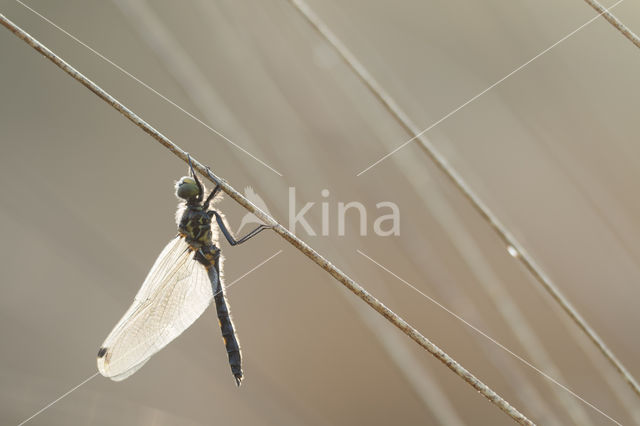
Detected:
[97,157,271,385]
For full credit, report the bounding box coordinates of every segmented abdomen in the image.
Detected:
[213,280,243,386]
[196,246,243,386]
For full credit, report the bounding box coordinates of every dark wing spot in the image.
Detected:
[97,347,108,358]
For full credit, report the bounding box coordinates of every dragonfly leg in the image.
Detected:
[211,210,271,246]
[203,167,223,208]
[204,165,223,186]
[187,153,204,202]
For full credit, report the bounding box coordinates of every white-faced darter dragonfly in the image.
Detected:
[97,157,271,385]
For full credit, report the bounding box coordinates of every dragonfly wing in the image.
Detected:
[98,236,215,381]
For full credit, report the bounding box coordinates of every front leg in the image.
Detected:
[187,153,204,202]
[203,183,222,209]
[203,166,223,208]
[211,210,271,246]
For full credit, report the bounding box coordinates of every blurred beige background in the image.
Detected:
[1,0,640,425]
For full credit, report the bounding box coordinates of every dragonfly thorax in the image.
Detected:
[179,206,215,248]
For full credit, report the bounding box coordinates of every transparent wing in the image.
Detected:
[97,236,217,381]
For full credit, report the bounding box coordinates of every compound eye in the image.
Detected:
[176,177,200,200]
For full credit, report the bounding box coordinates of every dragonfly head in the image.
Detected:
[175,176,200,201]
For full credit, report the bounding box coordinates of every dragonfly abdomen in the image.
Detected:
[196,246,243,386]
[214,285,243,386]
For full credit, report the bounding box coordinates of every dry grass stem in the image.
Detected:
[287,0,640,399]
[583,0,640,49]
